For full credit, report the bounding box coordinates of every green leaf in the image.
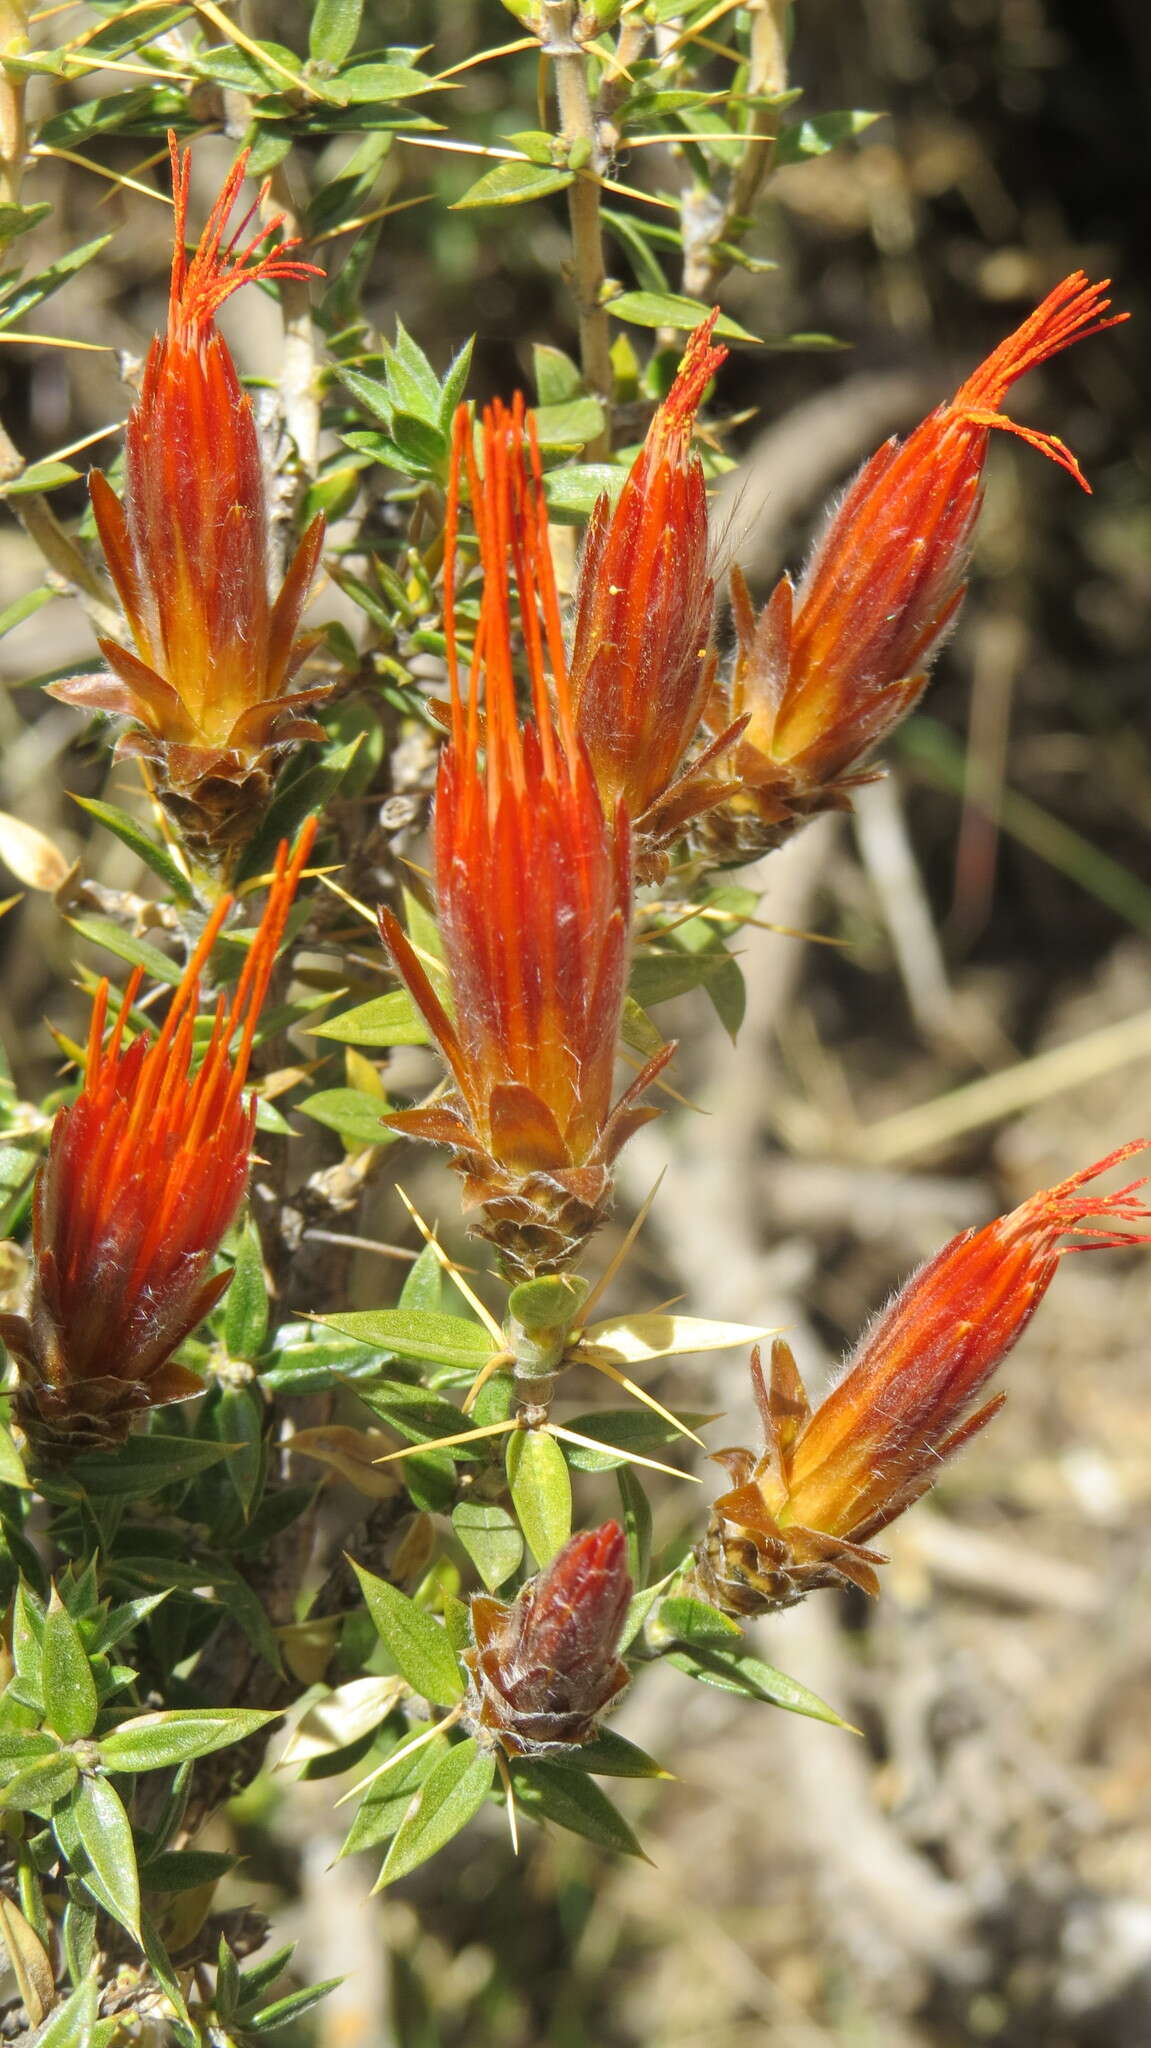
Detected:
[629,945,733,1009]
[98,1708,279,1774]
[663,1646,850,1727]
[139,1848,237,1894]
[318,1308,491,1372]
[774,108,880,164]
[389,410,447,472]
[608,290,760,343]
[308,989,430,1046]
[27,1970,100,2048]
[328,60,437,103]
[560,1409,704,1473]
[70,1774,140,1941]
[297,1086,395,1148]
[2,458,80,495]
[351,1564,465,1705]
[543,462,627,519]
[42,1594,98,1742]
[353,1380,485,1459]
[506,1430,571,1567]
[0,1749,79,1813]
[547,1728,669,1779]
[223,1219,269,1362]
[531,396,604,451]
[261,1334,394,1395]
[0,583,54,640]
[339,1731,449,1856]
[510,1761,646,1857]
[451,1501,523,1592]
[398,1240,444,1316]
[70,797,194,903]
[67,917,179,985]
[453,161,574,209]
[0,235,114,333]
[532,343,582,405]
[0,1418,28,1490]
[308,0,363,64]
[0,201,51,242]
[204,1382,265,1521]
[247,1978,345,2032]
[38,1435,223,1503]
[375,1738,494,1887]
[617,1465,652,1586]
[656,1594,743,1648]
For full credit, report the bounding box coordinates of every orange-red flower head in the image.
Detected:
[694,1145,1151,1613]
[381,402,670,1276]
[463,1521,632,1756]
[1,824,314,1456]
[52,136,327,869]
[699,275,1128,863]
[569,314,737,872]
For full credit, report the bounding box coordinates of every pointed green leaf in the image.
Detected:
[774,108,880,164]
[398,1240,444,1315]
[656,1594,743,1648]
[663,1645,850,1727]
[451,1501,523,1592]
[506,1430,571,1567]
[67,917,179,985]
[560,1409,706,1472]
[42,1593,98,1742]
[318,1308,491,1371]
[375,1738,494,1887]
[510,1760,647,1857]
[308,990,430,1046]
[351,1564,465,1705]
[297,1086,396,1148]
[0,1749,79,1813]
[37,1435,224,1503]
[616,1465,652,1586]
[453,161,573,209]
[248,1977,345,2031]
[71,798,194,903]
[222,1219,269,1362]
[608,289,760,343]
[543,462,627,519]
[546,1728,670,1779]
[339,1730,450,1856]
[27,1969,100,2048]
[98,1708,279,1774]
[308,0,363,63]
[70,1774,140,1941]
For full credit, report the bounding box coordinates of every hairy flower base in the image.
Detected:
[693,1147,1151,1615]
[463,1522,632,1756]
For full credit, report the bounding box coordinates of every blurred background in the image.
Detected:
[2,0,1150,2042]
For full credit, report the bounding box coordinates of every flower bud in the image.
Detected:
[0,826,313,1459]
[463,1521,632,1755]
[51,135,326,872]
[697,274,1127,865]
[694,1147,1151,1613]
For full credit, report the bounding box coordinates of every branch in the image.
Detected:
[682,0,791,302]
[545,0,613,456]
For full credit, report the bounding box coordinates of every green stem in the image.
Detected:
[544,0,613,455]
[682,0,791,302]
